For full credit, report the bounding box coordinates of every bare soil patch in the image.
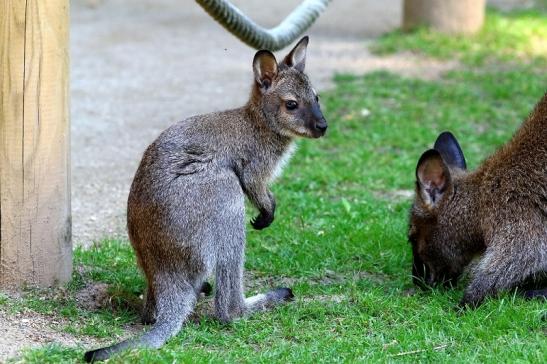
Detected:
[0,309,100,362]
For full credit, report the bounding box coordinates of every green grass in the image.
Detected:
[5,14,547,363]
[371,8,547,65]
[6,65,546,363]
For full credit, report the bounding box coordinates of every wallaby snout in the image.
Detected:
[310,102,328,137]
[411,251,458,290]
[252,36,328,139]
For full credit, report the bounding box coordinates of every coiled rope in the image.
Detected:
[196,0,332,50]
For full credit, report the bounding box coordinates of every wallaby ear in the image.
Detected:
[253,50,278,91]
[282,36,309,72]
[416,149,451,207]
[434,131,467,170]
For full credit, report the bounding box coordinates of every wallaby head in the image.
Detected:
[408,132,475,288]
[251,36,327,139]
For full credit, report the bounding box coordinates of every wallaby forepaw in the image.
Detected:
[458,293,483,310]
[250,212,274,230]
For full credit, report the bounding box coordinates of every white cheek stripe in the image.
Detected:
[271,142,297,181]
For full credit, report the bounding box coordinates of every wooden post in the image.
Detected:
[0,0,71,289]
[403,0,486,35]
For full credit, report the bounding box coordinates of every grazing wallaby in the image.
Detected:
[408,93,547,308]
[84,36,327,362]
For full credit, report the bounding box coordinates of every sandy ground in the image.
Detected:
[0,308,103,361]
[1,0,526,361]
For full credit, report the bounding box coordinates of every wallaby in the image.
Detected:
[84,36,327,362]
[408,92,547,308]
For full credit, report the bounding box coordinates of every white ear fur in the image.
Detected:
[416,149,450,207]
[253,50,278,91]
[283,36,309,72]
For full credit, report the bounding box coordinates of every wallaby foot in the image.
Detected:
[141,282,210,325]
[215,287,294,323]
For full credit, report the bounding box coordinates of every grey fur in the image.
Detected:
[84,36,326,362]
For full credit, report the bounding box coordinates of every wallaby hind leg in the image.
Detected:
[214,239,246,322]
[84,270,198,362]
[138,273,198,349]
[140,265,207,326]
[214,235,293,323]
[143,279,210,325]
[215,262,294,322]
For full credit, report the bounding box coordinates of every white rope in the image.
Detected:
[196,0,332,50]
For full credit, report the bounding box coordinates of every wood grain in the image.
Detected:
[0,0,71,289]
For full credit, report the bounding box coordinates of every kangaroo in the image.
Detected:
[408,92,547,308]
[84,36,327,362]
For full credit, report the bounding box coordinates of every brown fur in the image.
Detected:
[409,92,547,308]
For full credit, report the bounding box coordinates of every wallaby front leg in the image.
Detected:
[250,189,276,230]
[459,274,496,309]
[235,161,277,230]
[459,251,513,309]
[241,180,276,230]
[459,242,545,309]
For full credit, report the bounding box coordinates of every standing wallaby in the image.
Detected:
[84,36,327,362]
[408,93,546,308]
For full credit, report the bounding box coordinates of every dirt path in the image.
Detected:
[0,308,101,362]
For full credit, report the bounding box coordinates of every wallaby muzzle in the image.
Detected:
[412,255,431,289]
[310,102,327,137]
[412,254,459,289]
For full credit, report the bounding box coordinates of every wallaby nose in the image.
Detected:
[315,122,328,132]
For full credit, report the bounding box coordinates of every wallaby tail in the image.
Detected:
[84,281,196,362]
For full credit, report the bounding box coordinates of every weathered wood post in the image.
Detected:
[403,0,486,35]
[0,0,71,289]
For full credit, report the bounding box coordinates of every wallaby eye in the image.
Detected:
[285,100,298,110]
[315,94,320,102]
